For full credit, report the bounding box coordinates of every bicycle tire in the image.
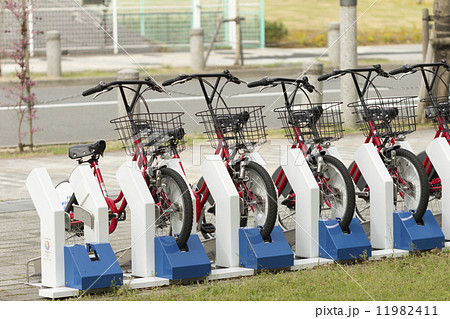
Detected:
[391,148,430,223]
[350,148,429,223]
[150,167,193,249]
[274,155,355,232]
[234,161,277,240]
[317,155,355,231]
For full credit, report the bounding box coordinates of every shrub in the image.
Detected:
[265,20,288,45]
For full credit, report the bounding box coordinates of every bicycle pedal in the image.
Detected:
[201,223,215,233]
[118,212,126,221]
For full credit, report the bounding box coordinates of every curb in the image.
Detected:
[0,63,406,88]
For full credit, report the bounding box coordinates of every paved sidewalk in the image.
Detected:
[0,44,422,77]
[0,127,437,300]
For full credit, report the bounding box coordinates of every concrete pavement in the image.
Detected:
[0,44,422,80]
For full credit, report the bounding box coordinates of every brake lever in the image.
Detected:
[92,87,113,100]
[397,69,417,80]
[171,78,190,86]
[313,87,323,96]
[259,83,278,92]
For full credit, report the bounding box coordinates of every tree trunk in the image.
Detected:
[433,0,450,97]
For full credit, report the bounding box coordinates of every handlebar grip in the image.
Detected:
[389,65,411,75]
[162,74,188,86]
[82,82,106,96]
[318,70,340,82]
[247,77,271,88]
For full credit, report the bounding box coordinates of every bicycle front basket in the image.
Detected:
[110,112,186,156]
[195,106,267,150]
[274,102,344,144]
[421,95,450,131]
[348,96,417,138]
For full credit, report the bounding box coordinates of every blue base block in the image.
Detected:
[154,235,211,280]
[64,243,123,290]
[319,218,372,260]
[394,210,445,251]
[239,226,294,270]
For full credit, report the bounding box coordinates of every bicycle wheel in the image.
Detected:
[150,167,193,249]
[274,155,355,232]
[389,148,429,223]
[350,148,430,223]
[348,161,370,222]
[316,155,355,231]
[417,150,441,215]
[234,161,277,240]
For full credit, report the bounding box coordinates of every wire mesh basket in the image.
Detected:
[422,95,450,131]
[110,112,186,156]
[348,96,417,138]
[195,106,267,150]
[274,102,344,144]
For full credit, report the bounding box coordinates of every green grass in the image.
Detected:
[80,249,449,301]
[265,0,432,32]
[0,140,124,159]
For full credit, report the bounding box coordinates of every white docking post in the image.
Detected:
[116,161,156,278]
[281,148,320,258]
[246,151,268,170]
[69,166,109,244]
[426,138,450,240]
[26,168,66,289]
[354,144,394,249]
[324,145,344,162]
[201,155,241,268]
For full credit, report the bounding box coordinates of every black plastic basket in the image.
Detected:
[274,102,344,144]
[110,112,186,156]
[422,95,450,131]
[348,96,417,138]
[195,106,267,150]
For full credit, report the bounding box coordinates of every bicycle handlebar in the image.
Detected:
[162,74,191,86]
[318,64,390,81]
[388,60,450,75]
[246,76,315,93]
[162,69,242,87]
[318,70,342,82]
[247,77,272,88]
[82,82,107,96]
[82,77,163,96]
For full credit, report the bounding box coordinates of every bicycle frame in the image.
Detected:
[396,62,450,194]
[271,79,338,201]
[337,68,400,183]
[69,78,189,235]
[193,75,254,220]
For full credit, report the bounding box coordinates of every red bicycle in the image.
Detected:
[319,65,430,223]
[56,77,193,249]
[162,70,277,240]
[247,76,355,232]
[389,60,450,214]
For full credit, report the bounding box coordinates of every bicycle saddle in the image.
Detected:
[68,140,106,159]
